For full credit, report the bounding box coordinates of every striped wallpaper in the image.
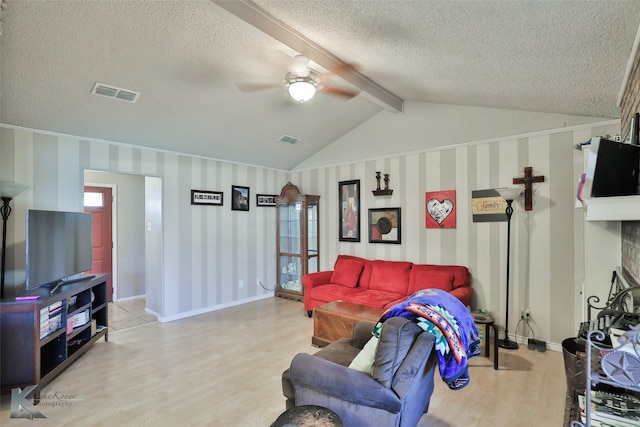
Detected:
[0,126,288,321]
[0,120,621,345]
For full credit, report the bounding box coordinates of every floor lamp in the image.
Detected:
[0,182,27,299]
[496,187,522,350]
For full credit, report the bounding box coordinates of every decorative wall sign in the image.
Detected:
[191,190,223,206]
[368,207,401,244]
[471,189,507,222]
[339,180,360,242]
[256,194,277,207]
[231,185,250,211]
[426,190,456,228]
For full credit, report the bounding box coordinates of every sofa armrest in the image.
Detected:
[302,270,334,293]
[352,321,376,349]
[289,353,401,413]
[449,286,472,307]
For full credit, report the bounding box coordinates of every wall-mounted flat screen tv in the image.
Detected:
[583,137,640,198]
[25,209,93,292]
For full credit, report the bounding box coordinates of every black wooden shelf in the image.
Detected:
[0,274,109,400]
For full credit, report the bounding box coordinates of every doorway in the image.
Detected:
[83,171,162,317]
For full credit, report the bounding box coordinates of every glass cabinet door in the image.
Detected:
[278,203,302,255]
[275,182,320,301]
[279,255,302,292]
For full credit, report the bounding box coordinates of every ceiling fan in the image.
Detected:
[238,55,359,103]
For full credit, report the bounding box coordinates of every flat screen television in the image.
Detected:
[25,209,93,294]
[583,137,640,198]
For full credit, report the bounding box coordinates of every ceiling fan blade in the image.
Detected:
[321,85,359,99]
[317,61,360,86]
[236,81,282,93]
[327,62,359,77]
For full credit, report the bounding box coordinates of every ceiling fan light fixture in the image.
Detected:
[286,72,318,103]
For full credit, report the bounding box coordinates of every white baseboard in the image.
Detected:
[114,294,146,302]
[157,292,275,323]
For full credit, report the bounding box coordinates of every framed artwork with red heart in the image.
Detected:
[426,190,456,229]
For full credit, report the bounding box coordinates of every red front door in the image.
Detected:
[84,186,114,301]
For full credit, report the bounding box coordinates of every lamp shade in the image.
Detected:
[0,182,28,199]
[495,187,522,201]
[288,80,316,103]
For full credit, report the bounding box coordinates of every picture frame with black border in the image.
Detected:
[368,207,401,244]
[256,194,277,207]
[339,180,361,242]
[191,189,223,206]
[231,185,250,211]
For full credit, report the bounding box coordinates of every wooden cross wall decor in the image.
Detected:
[513,166,545,211]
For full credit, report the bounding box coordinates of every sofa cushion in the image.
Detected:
[330,257,364,288]
[371,318,422,388]
[368,260,412,294]
[336,255,373,289]
[344,289,406,309]
[408,266,454,295]
[309,283,363,303]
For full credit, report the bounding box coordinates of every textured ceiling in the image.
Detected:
[2,1,640,170]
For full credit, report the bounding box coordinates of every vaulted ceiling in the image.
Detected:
[2,1,640,170]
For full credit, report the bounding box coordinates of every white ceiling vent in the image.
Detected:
[278,135,301,144]
[91,83,140,103]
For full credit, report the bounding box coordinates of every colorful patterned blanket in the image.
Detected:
[373,288,480,390]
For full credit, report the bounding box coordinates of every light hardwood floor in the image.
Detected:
[0,297,566,426]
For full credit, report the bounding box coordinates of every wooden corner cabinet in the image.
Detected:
[0,274,109,400]
[275,182,320,301]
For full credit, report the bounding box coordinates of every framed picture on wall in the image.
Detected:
[231,185,250,211]
[339,180,360,242]
[191,189,223,206]
[256,194,277,207]
[426,190,456,228]
[368,207,401,244]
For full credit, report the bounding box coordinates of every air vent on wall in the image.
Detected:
[91,83,140,103]
[278,135,301,145]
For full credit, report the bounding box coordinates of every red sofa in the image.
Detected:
[303,255,472,316]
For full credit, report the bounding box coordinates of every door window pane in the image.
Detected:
[84,191,104,208]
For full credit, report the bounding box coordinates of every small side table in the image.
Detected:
[271,405,343,427]
[471,310,498,370]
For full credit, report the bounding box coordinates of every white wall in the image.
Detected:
[296,101,611,169]
[145,176,163,315]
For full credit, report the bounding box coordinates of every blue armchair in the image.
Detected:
[283,317,437,427]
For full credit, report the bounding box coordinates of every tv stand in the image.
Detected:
[0,274,109,402]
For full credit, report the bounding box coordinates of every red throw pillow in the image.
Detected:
[330,258,364,288]
[408,267,454,294]
[368,261,412,294]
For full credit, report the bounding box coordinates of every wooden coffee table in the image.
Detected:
[312,301,384,347]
